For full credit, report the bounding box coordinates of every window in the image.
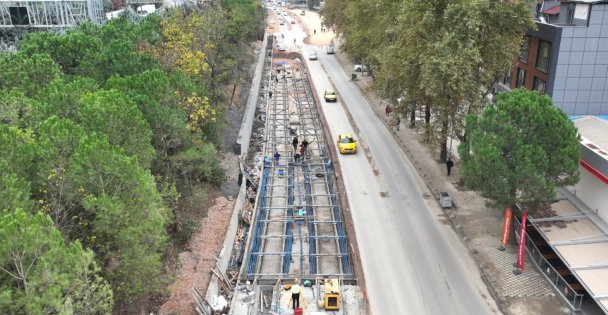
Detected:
[533,77,546,94]
[567,5,575,24]
[516,69,526,88]
[536,41,552,73]
[520,36,530,63]
[503,70,512,88]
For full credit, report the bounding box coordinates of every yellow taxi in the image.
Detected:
[324,90,337,102]
[337,133,357,154]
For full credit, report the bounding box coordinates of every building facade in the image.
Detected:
[498,0,608,115]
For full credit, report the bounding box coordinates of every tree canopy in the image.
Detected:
[458,88,581,211]
[321,0,534,161]
[0,1,263,310]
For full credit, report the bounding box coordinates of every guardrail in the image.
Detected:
[513,215,584,311]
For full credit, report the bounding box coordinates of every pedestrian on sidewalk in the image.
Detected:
[274,151,281,164]
[292,136,299,151]
[385,104,392,116]
[395,116,401,131]
[294,152,301,163]
[446,158,454,176]
[269,90,273,99]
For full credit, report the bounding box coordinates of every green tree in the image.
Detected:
[0,125,38,181]
[76,90,155,169]
[459,89,581,212]
[0,209,113,314]
[0,161,33,213]
[322,0,534,161]
[0,89,38,128]
[0,53,62,97]
[33,117,87,231]
[104,70,190,175]
[34,77,100,121]
[19,31,103,76]
[69,136,169,301]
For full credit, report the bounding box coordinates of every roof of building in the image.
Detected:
[530,194,608,314]
[542,4,561,15]
[573,116,608,157]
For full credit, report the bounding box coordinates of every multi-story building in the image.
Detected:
[497,0,608,115]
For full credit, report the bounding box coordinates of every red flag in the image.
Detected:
[500,207,513,250]
[517,211,528,271]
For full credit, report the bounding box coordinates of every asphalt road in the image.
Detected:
[301,46,501,314]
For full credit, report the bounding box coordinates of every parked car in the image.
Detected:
[337,134,357,154]
[354,64,367,72]
[278,45,286,51]
[291,20,295,24]
[309,52,318,60]
[324,90,337,102]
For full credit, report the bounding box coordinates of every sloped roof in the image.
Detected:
[542,5,561,15]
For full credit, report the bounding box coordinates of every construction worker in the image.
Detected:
[291,280,302,309]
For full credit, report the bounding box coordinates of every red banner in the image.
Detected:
[500,207,513,250]
[517,211,528,272]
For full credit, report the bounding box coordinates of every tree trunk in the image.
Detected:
[440,120,448,162]
[410,109,415,127]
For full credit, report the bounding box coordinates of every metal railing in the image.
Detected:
[513,216,584,311]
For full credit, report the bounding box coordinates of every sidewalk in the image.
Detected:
[334,51,571,315]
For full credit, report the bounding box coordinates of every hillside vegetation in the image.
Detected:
[0,2,264,313]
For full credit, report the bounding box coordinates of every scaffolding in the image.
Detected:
[0,0,105,28]
[245,55,352,281]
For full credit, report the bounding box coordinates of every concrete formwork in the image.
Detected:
[244,55,352,281]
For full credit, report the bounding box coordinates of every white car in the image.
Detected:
[354,64,367,72]
[309,52,317,60]
[278,45,286,51]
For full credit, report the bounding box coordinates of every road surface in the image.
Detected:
[302,47,500,315]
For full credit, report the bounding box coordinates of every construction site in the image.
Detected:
[189,21,366,313]
[232,34,363,314]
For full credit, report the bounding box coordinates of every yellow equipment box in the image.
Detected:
[324,279,340,311]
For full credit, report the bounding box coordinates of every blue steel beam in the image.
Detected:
[246,158,271,277]
[282,163,295,274]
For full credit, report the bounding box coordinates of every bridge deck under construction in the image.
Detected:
[244,53,352,282]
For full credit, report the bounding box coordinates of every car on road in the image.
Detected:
[309,52,317,60]
[291,20,295,24]
[278,45,286,51]
[337,134,357,154]
[324,90,337,102]
[326,45,335,54]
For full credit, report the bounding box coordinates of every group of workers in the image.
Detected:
[273,137,309,165]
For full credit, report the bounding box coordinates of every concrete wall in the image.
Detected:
[237,35,269,155]
[569,167,608,223]
[552,4,608,114]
